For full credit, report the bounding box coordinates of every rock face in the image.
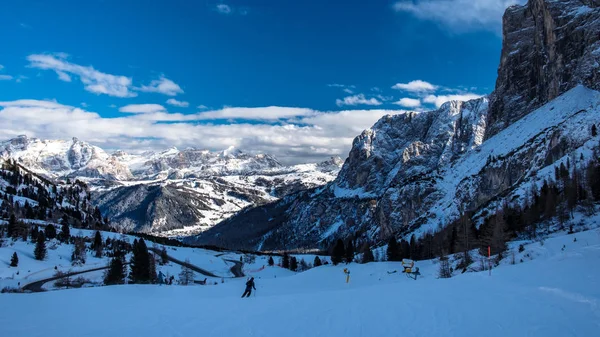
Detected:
[190,0,600,251]
[487,0,600,138]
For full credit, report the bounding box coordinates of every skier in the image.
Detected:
[158,271,165,285]
[241,277,256,298]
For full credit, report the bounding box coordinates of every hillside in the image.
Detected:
[0,159,107,231]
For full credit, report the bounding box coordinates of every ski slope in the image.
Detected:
[1,228,599,337]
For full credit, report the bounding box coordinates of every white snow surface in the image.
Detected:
[1,228,599,337]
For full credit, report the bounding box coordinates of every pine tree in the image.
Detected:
[30,226,39,243]
[409,234,417,260]
[10,252,19,267]
[479,211,508,256]
[449,226,458,254]
[268,256,274,266]
[91,230,101,248]
[386,236,401,261]
[93,231,103,258]
[587,160,600,200]
[104,251,126,285]
[7,214,16,238]
[344,240,355,264]
[34,232,47,260]
[299,259,309,271]
[290,256,298,271]
[314,256,322,267]
[331,239,345,265]
[60,222,70,243]
[45,224,57,240]
[130,238,151,283]
[360,242,374,264]
[160,246,169,265]
[282,253,290,269]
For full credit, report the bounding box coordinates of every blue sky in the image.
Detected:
[0,0,521,163]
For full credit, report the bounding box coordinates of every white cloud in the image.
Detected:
[15,75,28,83]
[27,53,136,98]
[0,75,13,81]
[197,105,208,110]
[0,99,407,164]
[336,94,382,107]
[0,65,4,70]
[119,104,166,114]
[166,98,189,108]
[393,98,421,108]
[56,71,72,82]
[137,76,184,96]
[216,4,232,14]
[197,106,314,120]
[423,93,483,108]
[392,80,437,93]
[393,0,521,33]
[81,103,88,108]
[0,99,65,109]
[329,83,356,94]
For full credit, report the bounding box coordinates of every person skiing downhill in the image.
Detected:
[241,277,256,298]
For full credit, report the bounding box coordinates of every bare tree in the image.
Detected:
[178,259,195,285]
[438,252,452,279]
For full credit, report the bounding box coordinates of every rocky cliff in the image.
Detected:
[487,0,600,138]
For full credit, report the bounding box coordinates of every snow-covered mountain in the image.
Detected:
[93,159,342,236]
[189,0,600,250]
[0,135,342,236]
[0,136,132,181]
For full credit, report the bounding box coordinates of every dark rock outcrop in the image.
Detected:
[487,0,600,138]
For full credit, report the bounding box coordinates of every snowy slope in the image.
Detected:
[1,228,599,337]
